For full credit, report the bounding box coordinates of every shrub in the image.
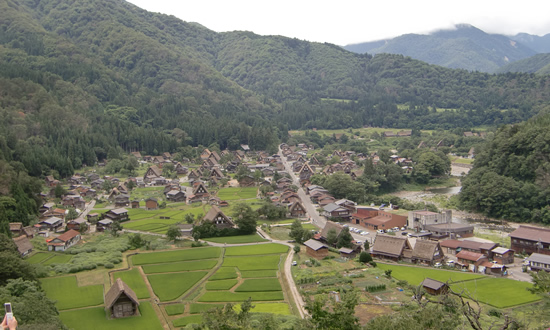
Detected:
[369,261,377,267]
[385,269,393,278]
[359,252,372,263]
[293,245,300,253]
[366,284,386,292]
[488,309,502,318]
[397,280,409,287]
[104,263,114,269]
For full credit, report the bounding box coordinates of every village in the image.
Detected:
[8,137,550,328]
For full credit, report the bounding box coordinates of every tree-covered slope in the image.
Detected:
[496,53,550,75]
[344,24,538,72]
[459,112,550,223]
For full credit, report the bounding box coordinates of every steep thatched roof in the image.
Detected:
[105,278,139,309]
[320,221,343,239]
[372,235,411,258]
[412,240,440,261]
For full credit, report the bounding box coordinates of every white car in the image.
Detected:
[400,227,406,231]
[361,231,369,235]
[377,229,385,234]
[386,229,393,233]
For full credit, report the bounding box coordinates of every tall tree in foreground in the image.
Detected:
[232,203,257,234]
[304,291,361,330]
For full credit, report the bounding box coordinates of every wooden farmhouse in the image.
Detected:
[166,190,186,202]
[526,253,550,272]
[288,201,307,218]
[412,240,444,266]
[145,198,158,210]
[104,208,129,222]
[202,205,234,229]
[371,235,412,262]
[421,278,449,295]
[509,225,550,256]
[13,236,33,256]
[491,247,515,264]
[456,250,488,272]
[143,165,162,183]
[304,239,328,259]
[105,278,140,318]
[47,229,81,251]
[192,182,209,200]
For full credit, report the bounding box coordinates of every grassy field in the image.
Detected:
[42,254,73,265]
[224,243,288,256]
[26,252,52,264]
[60,302,162,330]
[173,315,203,327]
[41,276,104,310]
[377,264,486,285]
[132,247,221,265]
[450,278,541,308]
[204,234,268,244]
[223,255,281,270]
[113,269,150,299]
[142,259,218,274]
[209,267,238,280]
[205,279,238,290]
[267,227,291,241]
[198,291,285,302]
[235,278,282,292]
[148,271,208,301]
[189,303,224,314]
[236,303,290,315]
[164,303,185,316]
[217,187,258,200]
[240,270,278,278]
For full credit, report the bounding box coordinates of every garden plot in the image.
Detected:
[198,291,284,302]
[224,243,288,256]
[148,271,208,301]
[60,302,162,330]
[113,268,150,299]
[25,252,52,264]
[235,302,291,315]
[132,247,220,265]
[142,259,217,274]
[223,255,281,270]
[450,278,541,308]
[41,276,104,310]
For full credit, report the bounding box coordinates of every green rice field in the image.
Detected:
[209,267,238,280]
[132,247,221,265]
[189,303,224,314]
[41,276,104,310]
[235,302,291,315]
[26,252,52,264]
[224,243,288,256]
[164,303,185,316]
[240,270,278,278]
[217,187,258,200]
[450,278,541,308]
[377,263,485,285]
[113,268,150,299]
[42,254,73,265]
[223,255,281,270]
[204,234,268,244]
[235,278,282,292]
[142,259,218,274]
[148,271,208,301]
[205,279,238,290]
[60,302,162,330]
[198,291,284,302]
[173,315,203,327]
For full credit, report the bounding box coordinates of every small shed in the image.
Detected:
[131,200,140,209]
[145,198,158,210]
[105,278,140,318]
[304,239,328,259]
[338,247,359,259]
[421,278,448,295]
[491,247,515,264]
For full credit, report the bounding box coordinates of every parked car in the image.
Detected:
[377,229,385,234]
[386,229,393,233]
[401,232,408,236]
[361,231,369,235]
[292,261,297,266]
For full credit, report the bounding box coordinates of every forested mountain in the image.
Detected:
[459,113,550,223]
[512,32,550,53]
[496,53,550,75]
[344,24,540,72]
[2,0,550,181]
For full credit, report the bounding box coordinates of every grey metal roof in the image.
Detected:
[527,253,550,264]
[41,217,63,225]
[304,239,327,251]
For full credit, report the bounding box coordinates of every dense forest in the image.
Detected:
[459,113,550,223]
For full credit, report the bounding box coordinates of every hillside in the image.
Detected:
[2,0,550,180]
[344,24,538,72]
[496,53,550,74]
[512,32,550,53]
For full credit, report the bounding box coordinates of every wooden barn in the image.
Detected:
[304,239,328,259]
[105,278,140,319]
[421,278,449,295]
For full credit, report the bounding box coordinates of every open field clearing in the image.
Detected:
[142,259,217,274]
[240,270,278,278]
[204,234,268,244]
[148,271,208,301]
[198,291,285,302]
[113,268,150,299]
[209,267,238,280]
[41,276,103,310]
[60,302,162,330]
[235,278,282,292]
[223,255,281,270]
[132,247,220,265]
[164,303,185,316]
[450,278,541,308]
[377,263,486,285]
[205,279,238,290]
[224,243,288,256]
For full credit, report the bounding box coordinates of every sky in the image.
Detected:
[126,0,550,45]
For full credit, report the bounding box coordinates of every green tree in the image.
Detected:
[304,291,361,330]
[289,220,306,244]
[232,203,257,234]
[184,213,195,224]
[129,234,146,249]
[54,184,66,199]
[166,225,182,243]
[336,227,353,248]
[65,207,78,221]
[110,221,122,237]
[359,251,373,263]
[363,240,370,251]
[326,229,338,246]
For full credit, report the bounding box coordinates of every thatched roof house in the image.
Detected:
[412,240,444,265]
[371,235,412,261]
[105,278,140,318]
